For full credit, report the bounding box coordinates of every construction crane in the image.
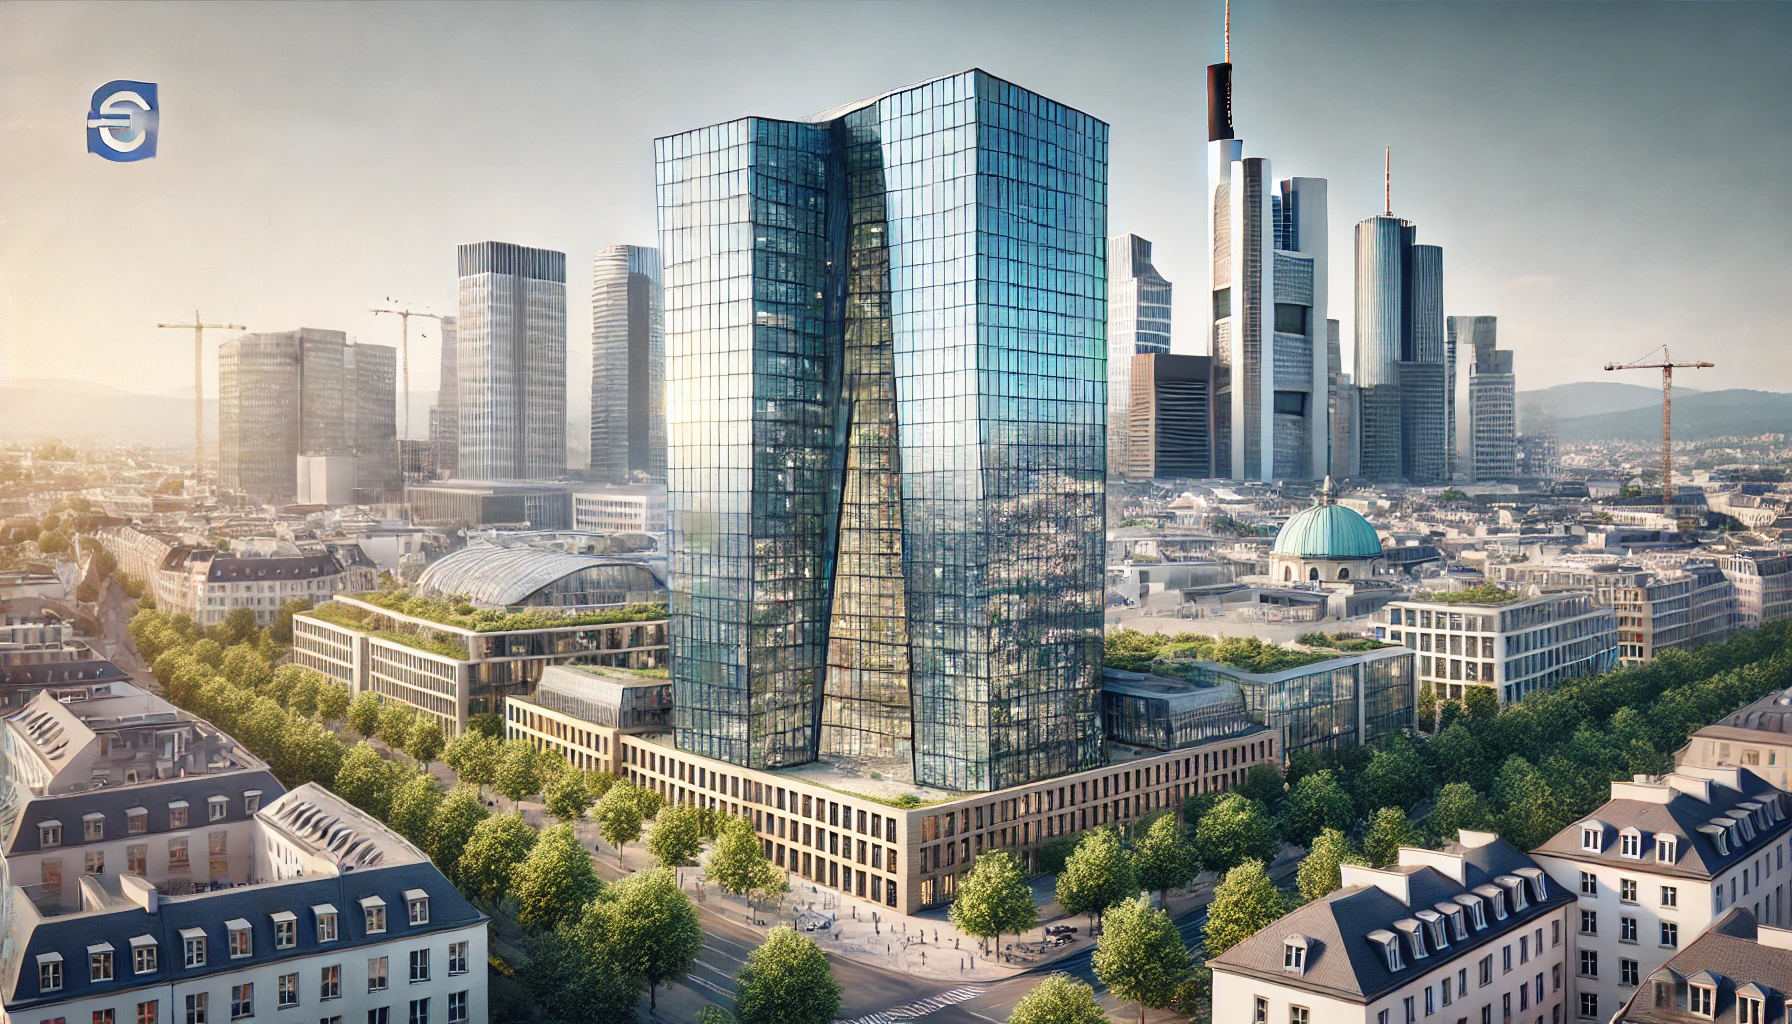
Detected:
[156,310,245,485]
[370,300,442,439]
[1603,345,1713,514]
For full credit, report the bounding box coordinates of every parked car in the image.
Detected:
[1044,924,1078,936]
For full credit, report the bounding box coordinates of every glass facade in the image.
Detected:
[1107,234,1171,478]
[1185,648,1414,757]
[659,71,1108,791]
[590,245,667,484]
[1100,674,1257,751]
[1353,215,1446,483]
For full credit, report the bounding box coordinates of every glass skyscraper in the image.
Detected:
[456,241,567,482]
[1353,214,1445,483]
[658,70,1108,792]
[590,245,666,483]
[1107,234,1171,479]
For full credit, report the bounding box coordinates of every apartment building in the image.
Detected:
[292,595,666,735]
[1379,592,1618,705]
[1717,551,1792,629]
[0,625,129,710]
[1678,685,1792,796]
[1,784,486,1024]
[1612,906,1792,1023]
[1530,767,1792,1024]
[1210,831,1573,1024]
[99,531,378,629]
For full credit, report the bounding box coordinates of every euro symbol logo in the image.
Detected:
[87,80,158,162]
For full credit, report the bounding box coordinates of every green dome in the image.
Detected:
[1272,502,1382,559]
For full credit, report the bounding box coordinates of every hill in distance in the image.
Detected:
[1550,389,1792,443]
[1517,381,1694,426]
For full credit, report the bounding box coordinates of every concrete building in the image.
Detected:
[295,455,356,507]
[1488,562,1735,666]
[1210,831,1573,1024]
[1108,234,1173,479]
[570,484,667,534]
[1328,321,1359,480]
[1206,51,1330,482]
[426,316,459,479]
[1379,591,1619,705]
[1677,685,1792,791]
[1530,768,1792,1024]
[660,71,1106,790]
[216,329,399,505]
[1452,316,1517,482]
[455,242,566,483]
[503,664,673,774]
[589,245,665,484]
[511,667,1279,914]
[402,479,571,531]
[1717,550,1792,629]
[1612,907,1792,1024]
[291,594,666,735]
[1126,354,1212,480]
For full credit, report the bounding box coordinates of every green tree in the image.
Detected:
[272,597,313,644]
[220,645,271,690]
[346,691,382,739]
[1283,769,1357,846]
[1492,756,1569,850]
[1194,794,1281,875]
[426,787,490,880]
[948,850,1039,958]
[495,739,542,806]
[456,813,538,904]
[595,782,646,865]
[1093,896,1192,1024]
[1204,860,1287,959]
[406,716,446,764]
[1131,812,1197,907]
[379,702,418,749]
[315,682,351,723]
[386,770,443,849]
[1355,740,1430,815]
[1417,680,1438,733]
[1463,685,1499,721]
[278,715,343,788]
[442,731,499,797]
[1362,807,1423,868]
[466,711,505,737]
[1428,782,1489,844]
[216,607,259,648]
[1006,975,1108,1024]
[333,744,398,820]
[544,770,595,823]
[600,868,703,1011]
[520,924,640,1024]
[189,638,225,669]
[706,814,780,900]
[645,802,705,875]
[1233,764,1286,808]
[732,927,842,1024]
[1296,828,1361,903]
[1055,826,1137,930]
[510,824,603,932]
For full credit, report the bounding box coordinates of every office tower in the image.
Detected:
[590,245,667,484]
[217,329,397,504]
[428,316,459,478]
[1128,354,1212,479]
[1354,183,1445,483]
[1451,315,1516,481]
[456,241,567,482]
[659,70,1107,791]
[1206,51,1329,482]
[1108,234,1172,479]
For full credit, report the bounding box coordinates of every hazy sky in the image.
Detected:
[3,1,1790,437]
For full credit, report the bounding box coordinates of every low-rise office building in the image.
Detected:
[1718,550,1792,630]
[412,544,664,611]
[503,664,671,774]
[1530,767,1792,1024]
[1210,830,1573,1024]
[292,595,667,735]
[1379,591,1619,705]
[1489,562,1734,666]
[0,783,487,1024]
[509,671,1280,915]
[1612,906,1792,1024]
[1171,646,1415,758]
[404,480,572,531]
[570,485,666,535]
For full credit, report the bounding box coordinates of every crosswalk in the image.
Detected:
[832,986,987,1024]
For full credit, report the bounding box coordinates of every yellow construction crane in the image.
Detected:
[156,310,245,484]
[370,300,442,439]
[1603,344,1714,513]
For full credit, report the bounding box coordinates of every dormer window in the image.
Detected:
[84,813,105,842]
[1690,984,1715,1017]
[1283,935,1309,973]
[1394,920,1429,960]
[208,795,228,822]
[226,919,252,958]
[1658,836,1678,863]
[1456,893,1489,931]
[1620,829,1642,858]
[405,889,430,925]
[1703,824,1731,857]
[1582,825,1603,851]
[37,953,64,992]
[313,904,339,943]
[168,800,189,829]
[244,790,262,814]
[1441,905,1467,941]
[1368,930,1404,972]
[361,895,388,934]
[1738,988,1768,1024]
[130,936,157,975]
[1418,910,1449,950]
[39,820,62,848]
[272,911,297,949]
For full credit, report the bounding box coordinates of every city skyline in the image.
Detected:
[3,0,1789,423]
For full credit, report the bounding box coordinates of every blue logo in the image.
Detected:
[86,81,158,161]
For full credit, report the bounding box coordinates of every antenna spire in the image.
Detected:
[1224,0,1231,62]
[1384,146,1392,216]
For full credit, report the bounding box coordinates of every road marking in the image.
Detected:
[682,971,735,999]
[694,958,736,980]
[832,986,987,1024]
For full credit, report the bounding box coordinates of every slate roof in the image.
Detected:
[1209,835,1573,1004]
[0,657,129,689]
[1615,908,1792,1023]
[3,770,284,857]
[1532,770,1791,880]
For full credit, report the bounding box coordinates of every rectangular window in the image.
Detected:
[1579,950,1597,978]
[365,903,387,934]
[447,993,467,1024]
[184,935,206,968]
[276,918,297,949]
[169,804,189,829]
[321,965,341,1000]
[1291,1007,1310,1024]
[280,973,300,1008]
[91,949,114,982]
[232,984,253,1020]
[1621,958,1639,986]
[229,926,252,958]
[1620,916,1637,943]
[85,815,105,841]
[129,809,148,834]
[134,945,157,975]
[186,993,208,1024]
[317,910,339,943]
[128,844,148,874]
[1661,885,1678,907]
[209,831,228,875]
[40,958,64,992]
[1254,998,1268,1024]
[407,1001,428,1024]
[1620,878,1637,903]
[369,957,389,992]
[137,1002,159,1024]
[408,897,429,926]
[1479,955,1492,986]
[1661,921,1679,947]
[409,950,429,983]
[168,837,190,871]
[1579,871,1596,895]
[210,796,229,822]
[448,942,468,976]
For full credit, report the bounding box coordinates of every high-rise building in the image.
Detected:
[1108,234,1172,479]
[1205,53,1329,482]
[1354,192,1445,483]
[428,316,459,478]
[455,241,567,482]
[1451,315,1517,481]
[659,70,1107,792]
[217,329,397,504]
[1127,354,1211,479]
[590,245,666,484]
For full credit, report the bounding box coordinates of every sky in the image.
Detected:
[2,0,1790,440]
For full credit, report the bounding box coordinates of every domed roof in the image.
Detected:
[1272,480,1383,559]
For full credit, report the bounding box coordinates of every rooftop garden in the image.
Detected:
[1419,582,1521,605]
[305,600,470,659]
[353,588,668,632]
[1103,629,1339,676]
[1296,631,1399,652]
